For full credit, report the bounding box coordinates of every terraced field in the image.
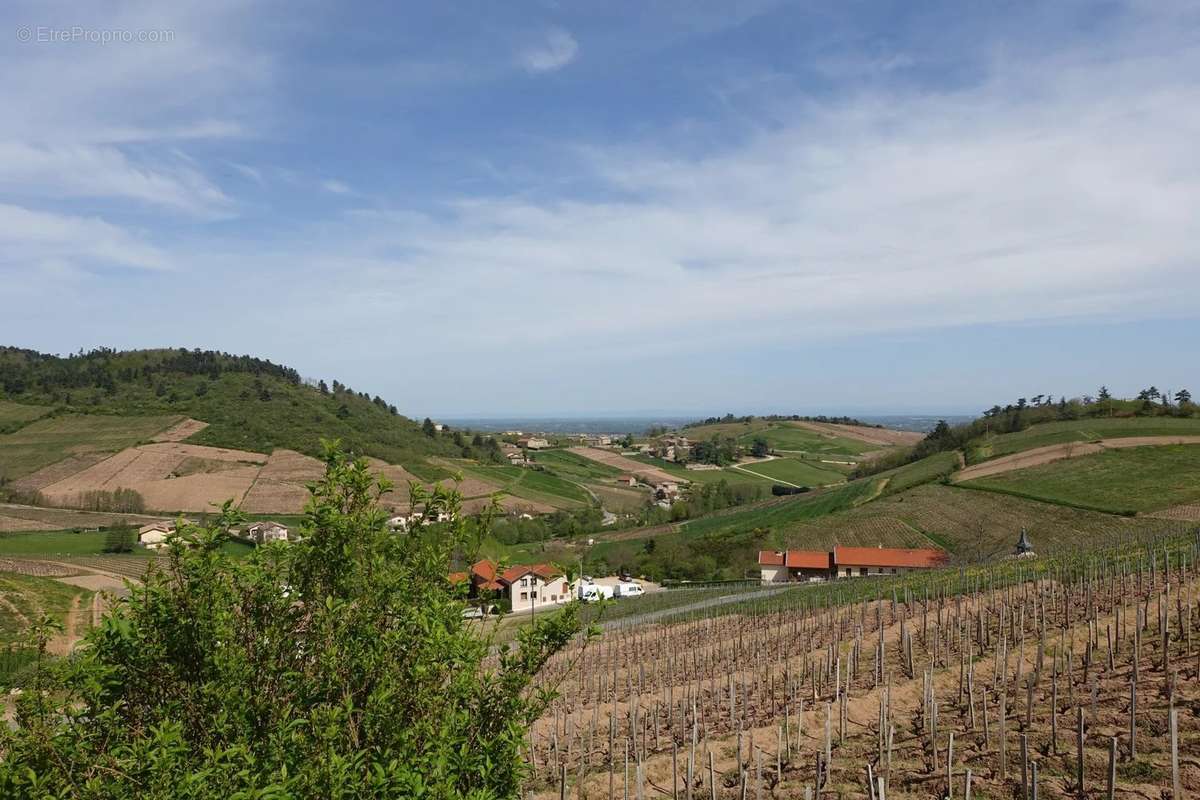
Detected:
[0,413,182,483]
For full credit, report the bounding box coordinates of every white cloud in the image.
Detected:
[0,203,170,271]
[322,179,352,194]
[264,13,1200,364]
[0,142,232,217]
[518,27,579,73]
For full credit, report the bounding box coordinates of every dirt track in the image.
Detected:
[568,447,684,485]
[954,435,1200,482]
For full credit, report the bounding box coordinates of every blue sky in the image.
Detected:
[1,1,1197,417]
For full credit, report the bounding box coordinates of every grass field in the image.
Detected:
[0,400,51,433]
[961,444,1200,514]
[0,572,89,646]
[733,457,846,486]
[0,530,111,555]
[680,479,879,538]
[628,455,771,488]
[876,450,961,495]
[530,449,623,482]
[461,465,591,508]
[0,413,181,481]
[968,417,1200,463]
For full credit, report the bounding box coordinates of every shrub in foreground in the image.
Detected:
[0,443,580,799]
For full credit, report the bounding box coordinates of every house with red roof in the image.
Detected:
[450,558,571,611]
[757,549,831,583]
[758,545,947,583]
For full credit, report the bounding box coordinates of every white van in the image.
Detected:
[613,580,644,598]
[576,581,614,602]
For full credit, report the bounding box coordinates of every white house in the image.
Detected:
[138,521,180,550]
[247,521,289,544]
[502,563,571,611]
[453,560,571,612]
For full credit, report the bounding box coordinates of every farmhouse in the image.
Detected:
[138,521,176,549]
[616,474,637,487]
[450,558,571,611]
[831,545,947,578]
[247,520,289,544]
[758,545,947,583]
[137,520,195,550]
[758,549,831,583]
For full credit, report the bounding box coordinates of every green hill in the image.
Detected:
[0,347,465,480]
[961,444,1200,515]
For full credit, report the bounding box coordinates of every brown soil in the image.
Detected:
[525,565,1200,800]
[1147,503,1200,521]
[150,418,210,442]
[7,452,111,492]
[47,593,83,656]
[568,447,684,485]
[0,514,58,532]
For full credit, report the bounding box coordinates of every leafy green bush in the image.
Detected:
[0,444,580,798]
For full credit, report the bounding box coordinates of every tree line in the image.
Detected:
[854,385,1197,478]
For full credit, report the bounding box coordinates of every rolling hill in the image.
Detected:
[567,406,1200,581]
[0,347,464,475]
[0,347,545,520]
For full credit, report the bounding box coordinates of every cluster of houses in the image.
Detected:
[136,519,291,550]
[614,474,683,508]
[450,559,572,611]
[758,545,948,583]
[631,435,690,462]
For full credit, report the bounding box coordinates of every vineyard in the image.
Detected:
[518,529,1200,798]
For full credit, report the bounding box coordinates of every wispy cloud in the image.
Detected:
[0,142,233,217]
[518,27,578,73]
[322,179,352,195]
[0,203,170,271]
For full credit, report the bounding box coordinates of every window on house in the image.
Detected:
[520,577,528,587]
[531,591,538,600]
[520,592,527,600]
[859,567,866,576]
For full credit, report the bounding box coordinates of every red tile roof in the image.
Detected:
[500,563,564,584]
[758,550,785,566]
[758,550,831,569]
[471,559,498,582]
[786,550,832,569]
[453,558,565,589]
[832,545,947,569]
